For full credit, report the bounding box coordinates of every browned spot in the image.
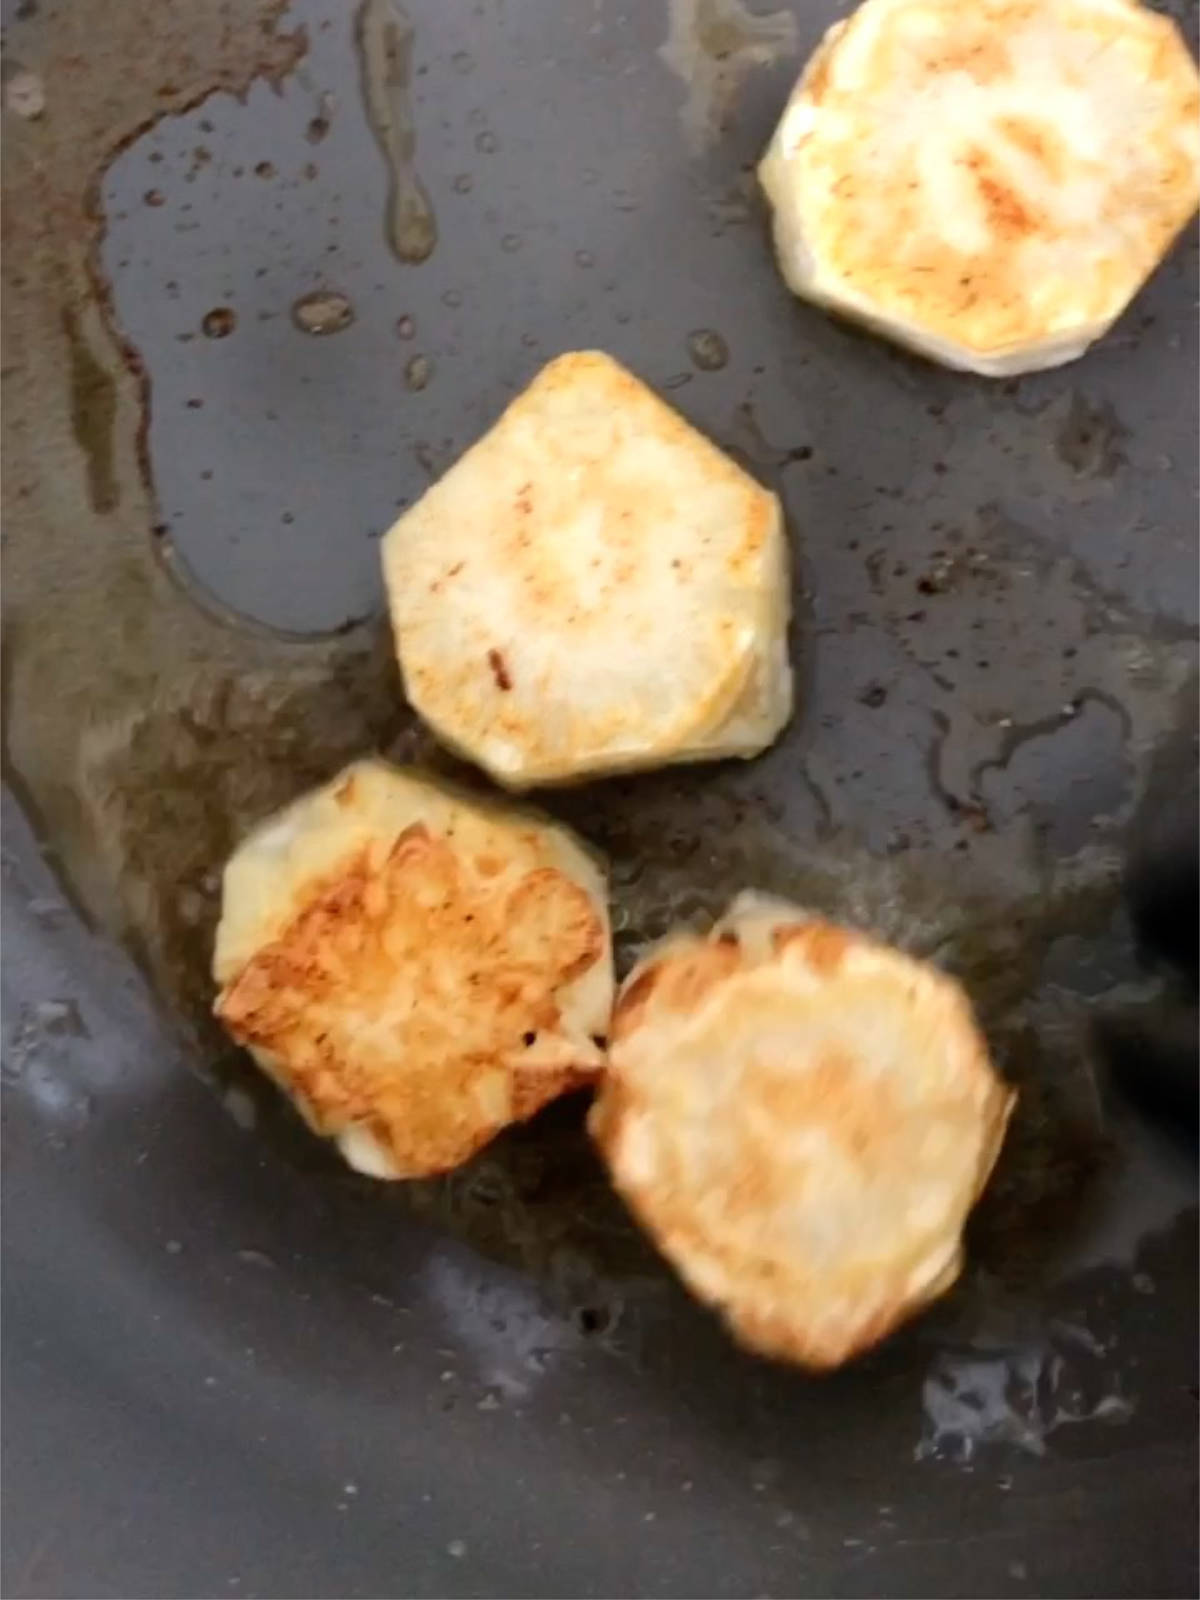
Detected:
[660,941,743,1014]
[997,115,1063,182]
[504,867,605,985]
[332,774,357,808]
[612,963,664,1040]
[804,36,836,105]
[486,648,512,691]
[965,149,1037,238]
[773,920,852,975]
[929,32,1011,85]
[510,1057,596,1119]
[514,481,533,515]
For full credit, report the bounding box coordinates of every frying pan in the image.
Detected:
[2,0,1197,1594]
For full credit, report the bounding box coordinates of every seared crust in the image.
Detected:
[382,351,791,787]
[759,0,1200,375]
[592,896,1015,1368]
[214,761,612,1178]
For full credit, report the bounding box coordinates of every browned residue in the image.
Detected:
[61,305,119,513]
[486,648,512,691]
[2,0,311,928]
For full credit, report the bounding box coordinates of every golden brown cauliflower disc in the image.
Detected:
[382,351,792,789]
[759,0,1200,376]
[591,893,1015,1369]
[213,760,613,1178]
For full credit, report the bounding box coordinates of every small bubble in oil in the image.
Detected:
[452,172,473,193]
[404,353,433,391]
[451,50,475,73]
[144,188,166,208]
[574,250,594,269]
[474,130,499,154]
[441,289,463,309]
[687,328,729,371]
[500,233,522,254]
[291,288,355,337]
[395,314,416,340]
[201,307,237,340]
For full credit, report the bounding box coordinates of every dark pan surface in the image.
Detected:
[2,0,1197,1594]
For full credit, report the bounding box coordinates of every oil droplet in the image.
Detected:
[500,233,522,253]
[520,331,538,348]
[687,328,729,371]
[451,50,475,73]
[395,314,416,339]
[441,289,462,308]
[404,353,432,391]
[144,188,165,208]
[574,250,594,268]
[291,288,355,336]
[474,130,498,154]
[447,1540,467,1560]
[201,307,237,340]
[254,160,276,179]
[356,0,438,265]
[452,172,473,193]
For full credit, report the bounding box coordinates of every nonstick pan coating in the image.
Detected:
[3,0,1197,1595]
